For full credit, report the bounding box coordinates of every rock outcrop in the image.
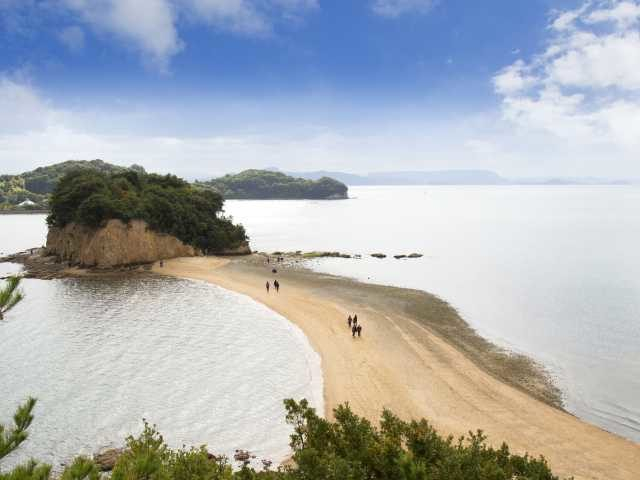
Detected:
[94,448,124,471]
[215,243,252,256]
[46,219,198,268]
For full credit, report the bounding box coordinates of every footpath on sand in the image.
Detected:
[153,255,640,480]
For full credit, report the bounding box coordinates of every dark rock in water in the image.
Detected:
[94,448,124,471]
[302,251,351,259]
[407,253,423,258]
[371,253,386,259]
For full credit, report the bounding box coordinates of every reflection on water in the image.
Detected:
[0,275,322,468]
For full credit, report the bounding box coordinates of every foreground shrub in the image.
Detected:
[284,399,564,480]
[1,398,568,480]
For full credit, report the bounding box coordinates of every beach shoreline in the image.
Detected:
[153,254,640,480]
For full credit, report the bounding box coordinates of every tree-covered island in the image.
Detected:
[196,169,349,200]
[2,163,349,212]
[47,169,247,254]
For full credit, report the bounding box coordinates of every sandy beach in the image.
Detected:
[153,255,640,480]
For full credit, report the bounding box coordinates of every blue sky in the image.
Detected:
[1,0,639,178]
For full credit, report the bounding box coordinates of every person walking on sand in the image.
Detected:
[274,279,280,292]
[357,325,362,337]
[352,325,357,337]
[266,281,270,293]
[348,315,352,328]
[353,314,358,327]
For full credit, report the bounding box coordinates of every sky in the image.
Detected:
[1,0,640,179]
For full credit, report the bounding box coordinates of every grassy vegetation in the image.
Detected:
[47,169,247,253]
[0,398,566,480]
[197,170,348,200]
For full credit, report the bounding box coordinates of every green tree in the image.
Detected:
[60,457,101,480]
[283,399,565,480]
[47,170,247,254]
[0,398,37,459]
[197,170,348,200]
[0,398,52,480]
[1,400,103,480]
[0,276,24,320]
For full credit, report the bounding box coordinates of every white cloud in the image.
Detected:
[58,25,85,53]
[548,31,640,89]
[182,0,266,35]
[182,0,318,35]
[0,0,319,72]
[494,0,640,151]
[62,0,181,72]
[182,0,282,36]
[586,1,640,28]
[0,75,66,133]
[493,60,537,95]
[372,0,435,18]
[550,2,591,31]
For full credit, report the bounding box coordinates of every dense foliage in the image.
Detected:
[47,169,247,253]
[1,160,143,211]
[197,170,348,200]
[1,398,566,480]
[0,175,47,211]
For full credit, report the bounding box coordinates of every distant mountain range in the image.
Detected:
[268,168,636,186]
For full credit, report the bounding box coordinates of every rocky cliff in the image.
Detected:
[46,219,199,268]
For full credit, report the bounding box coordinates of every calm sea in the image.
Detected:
[1,184,639,454]
[0,216,322,469]
[225,185,640,442]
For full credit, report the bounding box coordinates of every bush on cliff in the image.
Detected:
[1,398,565,480]
[46,170,247,253]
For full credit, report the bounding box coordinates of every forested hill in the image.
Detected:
[1,160,144,211]
[196,169,349,200]
[2,162,348,211]
[47,169,247,253]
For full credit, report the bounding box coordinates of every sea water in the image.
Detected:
[225,185,640,442]
[0,218,323,469]
[2,184,639,451]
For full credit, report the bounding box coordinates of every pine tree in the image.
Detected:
[0,397,37,459]
[0,276,24,320]
[0,398,53,480]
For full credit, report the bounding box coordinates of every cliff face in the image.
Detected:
[46,219,198,268]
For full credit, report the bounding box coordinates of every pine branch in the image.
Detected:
[0,398,37,460]
[0,276,24,320]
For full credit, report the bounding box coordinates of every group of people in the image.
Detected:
[265,279,280,293]
[266,256,285,264]
[347,314,363,338]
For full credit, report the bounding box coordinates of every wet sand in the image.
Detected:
[153,255,640,480]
